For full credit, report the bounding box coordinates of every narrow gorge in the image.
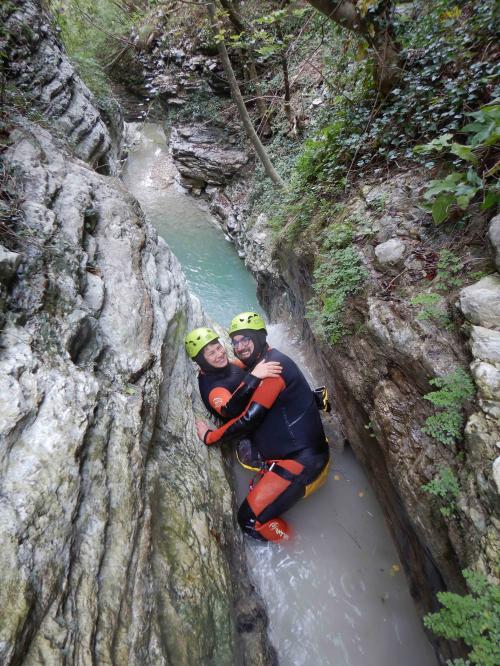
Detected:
[1,1,498,665]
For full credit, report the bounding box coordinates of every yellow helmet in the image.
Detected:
[228,312,267,336]
[184,327,219,359]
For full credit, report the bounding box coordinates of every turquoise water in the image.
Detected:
[123,123,259,325]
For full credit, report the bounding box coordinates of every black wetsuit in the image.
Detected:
[204,348,329,540]
[198,362,263,420]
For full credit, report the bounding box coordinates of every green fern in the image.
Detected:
[422,369,475,446]
[424,570,500,666]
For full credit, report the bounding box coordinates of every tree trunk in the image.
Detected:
[219,0,271,135]
[306,0,400,94]
[206,2,285,188]
[282,52,294,130]
[275,20,294,132]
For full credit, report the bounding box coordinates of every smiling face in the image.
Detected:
[202,340,229,369]
[231,334,255,362]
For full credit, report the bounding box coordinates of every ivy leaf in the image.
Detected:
[450,143,478,163]
[257,44,278,56]
[414,133,453,154]
[424,172,463,199]
[482,189,500,210]
[432,193,455,224]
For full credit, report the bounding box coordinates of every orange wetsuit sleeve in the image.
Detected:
[208,387,233,416]
[205,375,285,445]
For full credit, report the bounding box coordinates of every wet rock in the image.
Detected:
[374,238,406,272]
[488,213,500,271]
[458,274,500,328]
[171,125,248,187]
[0,116,274,666]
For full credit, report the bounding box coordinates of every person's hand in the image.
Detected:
[251,359,282,380]
[196,419,210,442]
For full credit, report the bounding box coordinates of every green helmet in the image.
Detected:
[228,312,267,336]
[184,327,219,359]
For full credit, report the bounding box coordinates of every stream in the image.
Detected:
[123,122,437,666]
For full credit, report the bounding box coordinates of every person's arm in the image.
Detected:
[207,360,282,419]
[201,375,286,445]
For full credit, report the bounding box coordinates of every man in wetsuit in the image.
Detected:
[195,313,330,543]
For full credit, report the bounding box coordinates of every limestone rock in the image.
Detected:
[470,326,500,364]
[367,297,461,379]
[0,90,273,666]
[2,0,122,173]
[488,214,500,271]
[171,125,248,186]
[374,238,406,272]
[458,274,500,328]
[471,360,500,401]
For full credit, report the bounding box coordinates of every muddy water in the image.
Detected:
[123,123,437,666]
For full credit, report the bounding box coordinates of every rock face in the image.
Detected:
[170,125,248,188]
[0,3,275,664]
[0,118,274,666]
[2,0,122,174]
[226,169,498,662]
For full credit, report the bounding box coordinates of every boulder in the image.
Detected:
[374,238,406,272]
[170,125,248,186]
[458,274,500,328]
[470,326,500,364]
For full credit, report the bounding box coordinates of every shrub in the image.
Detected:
[415,102,500,224]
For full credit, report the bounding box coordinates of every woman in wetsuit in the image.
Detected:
[184,326,282,420]
[194,313,330,543]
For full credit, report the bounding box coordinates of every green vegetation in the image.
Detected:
[411,293,451,328]
[415,102,500,224]
[48,0,136,100]
[434,250,464,292]
[307,221,368,344]
[410,250,466,327]
[424,570,500,666]
[422,369,475,447]
[252,0,498,233]
[422,467,460,518]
